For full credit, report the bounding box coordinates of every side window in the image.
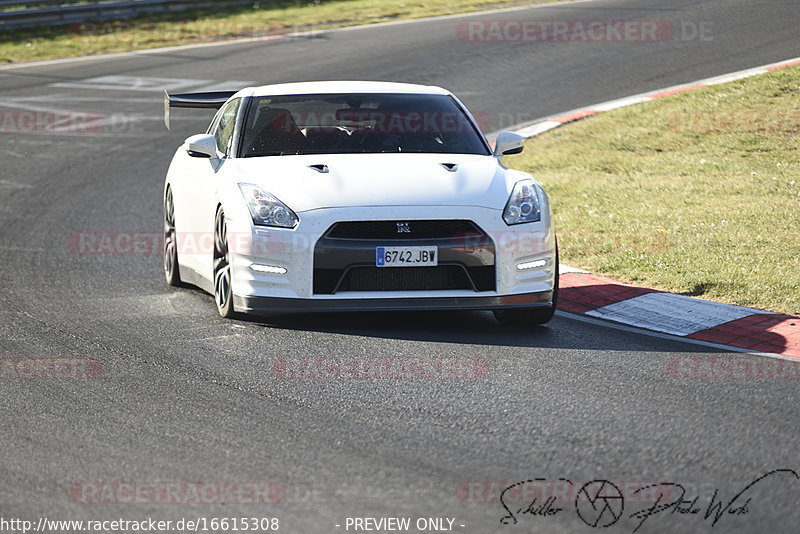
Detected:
[213,98,241,157]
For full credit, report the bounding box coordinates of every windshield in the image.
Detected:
[238,93,490,157]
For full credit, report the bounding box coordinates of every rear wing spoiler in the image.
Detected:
[163,90,238,130]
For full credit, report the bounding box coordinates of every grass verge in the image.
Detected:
[507,66,800,315]
[0,0,556,63]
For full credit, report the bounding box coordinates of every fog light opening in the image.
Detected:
[516,259,547,271]
[250,263,287,274]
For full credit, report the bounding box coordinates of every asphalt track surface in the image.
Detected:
[1,0,800,532]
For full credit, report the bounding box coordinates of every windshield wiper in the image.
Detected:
[243,151,285,158]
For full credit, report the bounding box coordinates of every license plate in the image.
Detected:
[376,246,438,267]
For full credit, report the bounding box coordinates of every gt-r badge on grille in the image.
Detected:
[396,222,411,233]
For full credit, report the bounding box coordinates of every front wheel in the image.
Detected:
[163,186,183,287]
[213,207,237,318]
[493,248,559,326]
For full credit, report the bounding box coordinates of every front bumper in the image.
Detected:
[234,290,554,314]
[225,205,556,311]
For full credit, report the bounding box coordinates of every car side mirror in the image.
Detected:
[493,131,525,157]
[185,134,218,159]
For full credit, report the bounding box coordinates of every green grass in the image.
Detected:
[0,0,557,63]
[507,66,800,315]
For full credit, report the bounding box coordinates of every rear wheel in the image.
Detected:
[493,246,559,326]
[213,207,236,318]
[163,186,183,287]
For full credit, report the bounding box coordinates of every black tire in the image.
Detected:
[163,186,183,287]
[213,207,237,318]
[493,245,559,326]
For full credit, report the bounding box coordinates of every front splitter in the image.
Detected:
[234,291,553,314]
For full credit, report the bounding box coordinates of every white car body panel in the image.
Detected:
[228,153,509,212]
[164,81,557,315]
[224,204,555,301]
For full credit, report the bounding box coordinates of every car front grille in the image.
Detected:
[314,265,496,294]
[313,219,496,295]
[325,220,484,240]
[337,265,471,292]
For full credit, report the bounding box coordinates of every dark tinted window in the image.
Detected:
[239,93,489,157]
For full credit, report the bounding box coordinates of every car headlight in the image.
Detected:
[238,183,299,228]
[502,179,541,225]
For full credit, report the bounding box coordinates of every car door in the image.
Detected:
[178,98,241,281]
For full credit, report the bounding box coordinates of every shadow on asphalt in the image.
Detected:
[233,307,721,353]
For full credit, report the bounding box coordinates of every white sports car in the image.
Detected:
[163,81,558,325]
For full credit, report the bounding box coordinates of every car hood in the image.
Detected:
[229,153,509,212]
